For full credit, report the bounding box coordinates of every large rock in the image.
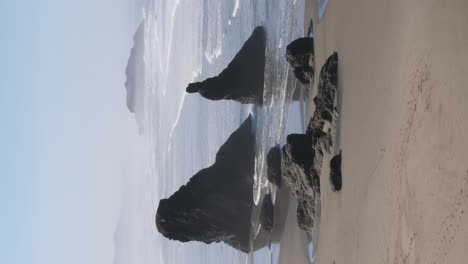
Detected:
[125,21,146,131]
[156,115,264,253]
[286,37,315,88]
[281,133,319,230]
[267,145,282,187]
[330,150,342,192]
[186,27,266,105]
[259,193,274,232]
[281,52,338,231]
[307,52,338,185]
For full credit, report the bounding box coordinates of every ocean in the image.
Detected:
[117,0,314,263]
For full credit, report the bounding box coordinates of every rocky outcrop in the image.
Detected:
[281,133,318,230]
[259,193,274,232]
[125,21,146,131]
[156,115,265,253]
[267,145,282,187]
[186,27,266,105]
[330,150,342,192]
[286,37,315,88]
[281,52,338,231]
[307,52,338,186]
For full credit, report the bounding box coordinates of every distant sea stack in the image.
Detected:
[186,27,266,105]
[125,21,146,131]
[156,115,266,253]
[280,52,338,231]
[286,37,315,89]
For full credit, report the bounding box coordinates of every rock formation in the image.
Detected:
[307,52,338,186]
[186,27,266,105]
[307,18,314,38]
[280,52,338,231]
[286,37,315,88]
[259,193,274,232]
[156,115,265,253]
[267,145,282,187]
[330,150,342,192]
[281,133,318,230]
[125,21,146,131]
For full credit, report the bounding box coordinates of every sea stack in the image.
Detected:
[125,21,146,131]
[281,52,338,231]
[286,37,315,88]
[155,115,265,253]
[186,27,266,105]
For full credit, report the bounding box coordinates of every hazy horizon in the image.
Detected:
[2,0,308,263]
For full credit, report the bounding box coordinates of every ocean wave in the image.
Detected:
[232,0,240,17]
[317,0,329,21]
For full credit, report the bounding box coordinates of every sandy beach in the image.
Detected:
[302,0,468,263]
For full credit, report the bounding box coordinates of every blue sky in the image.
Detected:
[0,0,139,263]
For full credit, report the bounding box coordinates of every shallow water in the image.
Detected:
[117,0,312,263]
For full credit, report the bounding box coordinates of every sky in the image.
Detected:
[0,1,140,263]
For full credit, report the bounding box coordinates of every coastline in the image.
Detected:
[308,0,468,263]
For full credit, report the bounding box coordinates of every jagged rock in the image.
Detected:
[267,145,282,187]
[281,133,319,230]
[330,150,342,192]
[307,18,314,38]
[186,27,266,105]
[156,115,266,253]
[281,52,338,231]
[125,21,146,131]
[307,52,338,187]
[286,37,315,88]
[259,193,274,232]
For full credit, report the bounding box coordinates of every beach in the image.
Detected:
[305,0,468,263]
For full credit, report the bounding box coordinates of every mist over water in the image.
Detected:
[117,0,308,263]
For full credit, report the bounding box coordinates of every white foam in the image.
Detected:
[167,68,201,153]
[232,0,240,18]
[204,42,222,64]
[317,0,329,21]
[162,0,181,96]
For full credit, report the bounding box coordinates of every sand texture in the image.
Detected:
[305,0,468,263]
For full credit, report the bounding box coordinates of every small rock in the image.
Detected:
[330,150,342,192]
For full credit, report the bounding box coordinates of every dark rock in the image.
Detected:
[330,150,342,192]
[307,52,338,185]
[125,21,146,131]
[286,37,315,88]
[186,27,266,105]
[281,133,319,231]
[281,52,339,231]
[259,193,274,232]
[307,19,314,38]
[155,116,263,253]
[267,145,282,187]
